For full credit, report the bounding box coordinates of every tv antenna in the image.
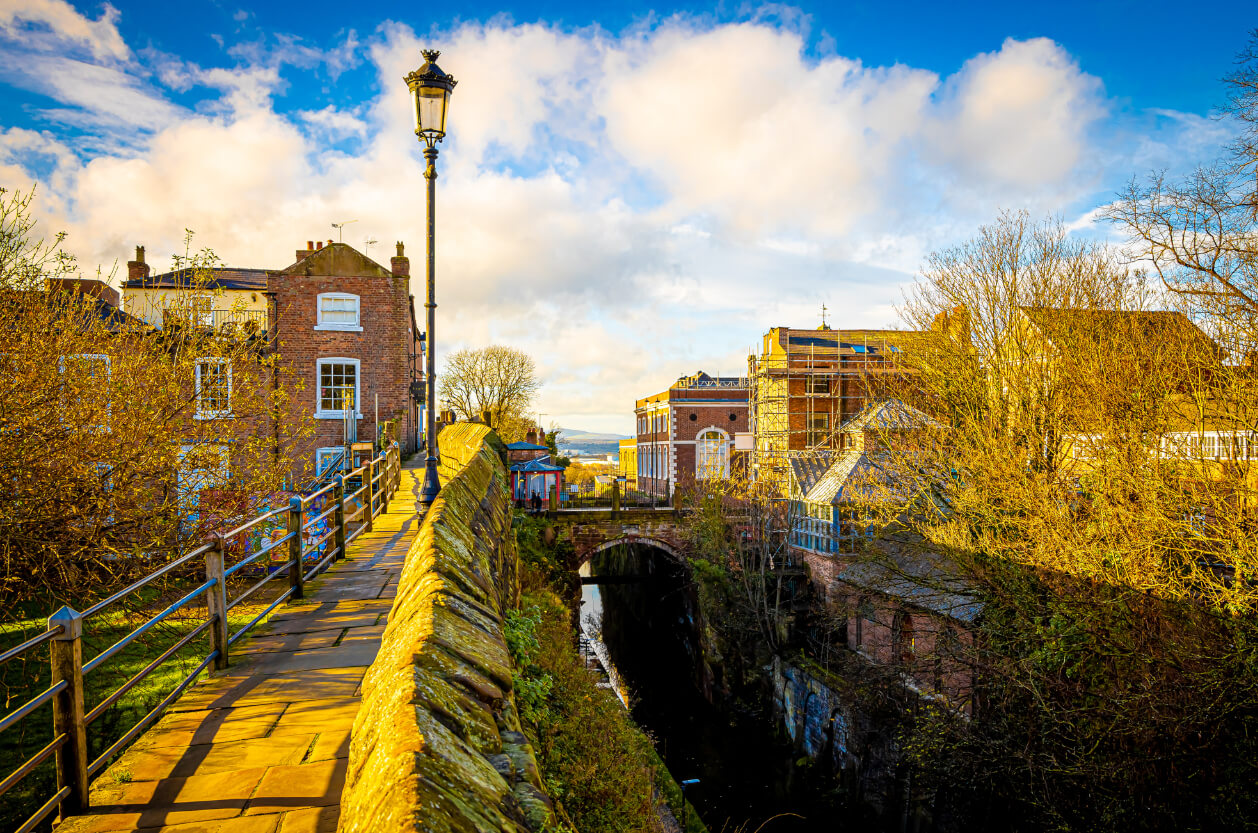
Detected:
[820,303,829,329]
[331,220,358,242]
[364,237,378,255]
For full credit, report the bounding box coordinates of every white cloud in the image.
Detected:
[298,105,368,138]
[0,0,130,62]
[931,37,1105,190]
[0,13,1231,432]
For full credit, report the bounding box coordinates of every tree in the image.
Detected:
[543,428,569,468]
[439,345,538,442]
[0,187,310,611]
[851,210,1258,830]
[1111,29,1258,356]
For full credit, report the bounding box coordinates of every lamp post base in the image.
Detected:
[419,457,441,507]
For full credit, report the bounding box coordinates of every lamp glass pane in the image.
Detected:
[415,87,448,135]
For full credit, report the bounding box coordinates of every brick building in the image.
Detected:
[748,324,913,493]
[119,239,424,487]
[785,399,977,709]
[634,371,749,501]
[618,438,637,490]
[272,241,422,480]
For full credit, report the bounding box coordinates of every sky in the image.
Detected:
[0,0,1251,434]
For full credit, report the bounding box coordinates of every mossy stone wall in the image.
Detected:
[338,423,551,833]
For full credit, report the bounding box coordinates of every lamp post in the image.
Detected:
[679,778,700,830]
[405,50,457,509]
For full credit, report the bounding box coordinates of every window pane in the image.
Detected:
[321,296,359,325]
[320,363,357,412]
[198,361,230,414]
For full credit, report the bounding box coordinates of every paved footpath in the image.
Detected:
[59,463,424,833]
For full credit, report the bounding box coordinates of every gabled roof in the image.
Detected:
[124,267,270,291]
[275,242,393,279]
[1018,307,1218,358]
[507,441,550,451]
[802,400,933,506]
[91,297,151,331]
[788,449,836,497]
[837,554,982,622]
[839,399,931,435]
[511,458,564,472]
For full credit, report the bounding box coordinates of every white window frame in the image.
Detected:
[695,427,730,480]
[315,357,363,419]
[195,357,232,419]
[316,446,346,475]
[178,443,230,510]
[315,293,363,332]
[59,353,111,431]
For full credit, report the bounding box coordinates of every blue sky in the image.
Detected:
[0,1,1250,433]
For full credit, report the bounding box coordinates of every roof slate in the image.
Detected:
[124,267,270,291]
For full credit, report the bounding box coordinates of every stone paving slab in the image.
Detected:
[57,463,425,833]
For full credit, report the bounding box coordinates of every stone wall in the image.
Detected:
[338,423,552,833]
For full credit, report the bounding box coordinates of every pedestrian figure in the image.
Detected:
[530,492,542,515]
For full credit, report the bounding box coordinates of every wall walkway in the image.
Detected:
[57,463,425,833]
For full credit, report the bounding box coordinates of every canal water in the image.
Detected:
[581,546,850,833]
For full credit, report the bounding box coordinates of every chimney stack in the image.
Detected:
[126,245,150,282]
[391,240,410,278]
[296,240,315,261]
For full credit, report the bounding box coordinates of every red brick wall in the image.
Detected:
[814,580,975,711]
[271,269,417,482]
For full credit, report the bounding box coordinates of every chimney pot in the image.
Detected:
[316,241,323,250]
[327,239,333,248]
[307,240,314,249]
[391,241,410,278]
[127,244,151,282]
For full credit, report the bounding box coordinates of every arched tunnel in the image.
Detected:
[580,541,842,832]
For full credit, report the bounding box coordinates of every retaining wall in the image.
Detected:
[338,424,553,833]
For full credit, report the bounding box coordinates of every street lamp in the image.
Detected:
[679,778,700,829]
[405,49,457,508]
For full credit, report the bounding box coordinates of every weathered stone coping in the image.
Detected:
[338,424,553,833]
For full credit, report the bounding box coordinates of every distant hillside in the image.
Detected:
[556,427,629,458]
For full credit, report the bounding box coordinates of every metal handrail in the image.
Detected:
[303,501,339,530]
[88,650,219,777]
[224,531,295,578]
[16,786,71,833]
[83,579,215,676]
[0,680,68,735]
[82,546,208,619]
[229,588,293,646]
[0,734,66,798]
[85,619,215,726]
[0,441,403,829]
[0,626,63,666]
[220,504,289,540]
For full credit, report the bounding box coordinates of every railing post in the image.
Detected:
[205,534,229,671]
[287,496,304,600]
[364,457,375,533]
[333,474,346,562]
[380,453,391,516]
[612,479,621,518]
[549,484,558,518]
[48,606,88,817]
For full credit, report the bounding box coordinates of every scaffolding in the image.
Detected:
[748,326,905,493]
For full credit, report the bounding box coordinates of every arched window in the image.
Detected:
[855,597,875,647]
[695,429,728,480]
[892,611,915,665]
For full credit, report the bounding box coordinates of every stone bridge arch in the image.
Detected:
[553,511,689,567]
